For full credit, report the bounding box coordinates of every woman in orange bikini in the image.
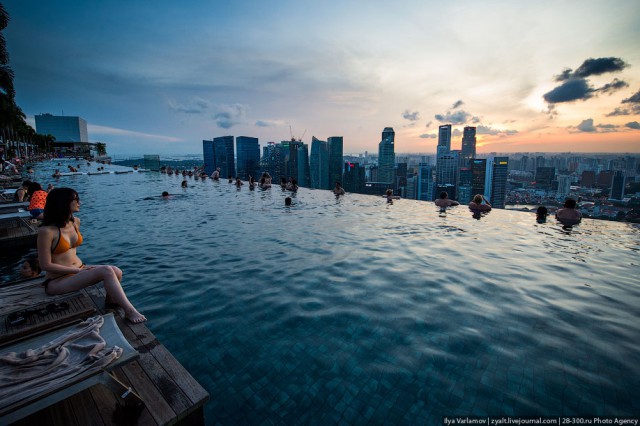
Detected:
[37,188,146,323]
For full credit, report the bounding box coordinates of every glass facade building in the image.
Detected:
[35,114,89,143]
[310,137,329,189]
[236,136,260,180]
[378,127,395,184]
[328,136,343,187]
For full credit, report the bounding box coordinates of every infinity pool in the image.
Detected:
[3,160,639,423]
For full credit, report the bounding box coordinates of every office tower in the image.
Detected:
[471,159,487,196]
[378,127,395,184]
[297,143,311,187]
[143,155,161,171]
[458,167,472,204]
[596,170,614,189]
[395,162,407,192]
[417,163,433,201]
[261,142,285,182]
[435,151,459,200]
[310,137,329,189]
[535,167,555,190]
[437,124,452,155]
[406,175,418,199]
[557,175,572,197]
[203,140,215,175]
[581,171,596,187]
[491,157,509,208]
[35,114,89,143]
[210,136,236,178]
[283,140,305,182]
[485,157,494,201]
[328,136,344,186]
[343,162,365,193]
[461,126,476,167]
[236,136,260,180]
[610,171,625,200]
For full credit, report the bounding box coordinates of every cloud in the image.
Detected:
[476,125,518,136]
[425,121,432,128]
[167,97,211,114]
[606,107,633,117]
[419,133,437,139]
[543,78,593,104]
[435,110,472,124]
[597,78,629,94]
[88,124,182,142]
[212,103,247,129]
[555,57,628,81]
[402,110,420,121]
[452,129,462,137]
[626,121,640,130]
[622,89,640,104]
[451,100,464,109]
[576,119,596,132]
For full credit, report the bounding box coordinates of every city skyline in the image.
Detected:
[4,0,640,156]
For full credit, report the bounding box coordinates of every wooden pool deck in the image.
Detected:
[0,279,210,426]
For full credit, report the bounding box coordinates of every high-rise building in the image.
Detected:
[212,136,235,178]
[491,157,509,208]
[203,140,215,175]
[261,142,285,182]
[610,171,626,200]
[236,136,260,180]
[406,175,418,199]
[328,136,344,186]
[461,126,476,167]
[310,137,329,189]
[535,167,556,190]
[378,127,395,184]
[436,152,459,199]
[35,114,89,143]
[437,125,452,155]
[296,143,311,187]
[458,167,473,204]
[557,175,572,197]
[596,170,614,189]
[581,171,596,187]
[471,159,487,196]
[343,162,365,193]
[417,163,433,201]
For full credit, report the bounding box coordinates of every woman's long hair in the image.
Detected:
[42,188,78,228]
[26,182,43,198]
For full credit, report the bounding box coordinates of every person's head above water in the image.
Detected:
[285,197,292,206]
[440,191,449,199]
[472,194,483,204]
[564,198,577,209]
[162,191,169,197]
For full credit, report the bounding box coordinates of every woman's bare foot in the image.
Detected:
[125,308,146,324]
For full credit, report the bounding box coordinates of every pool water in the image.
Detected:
[3,160,639,423]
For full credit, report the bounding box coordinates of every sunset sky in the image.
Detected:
[4,0,640,156]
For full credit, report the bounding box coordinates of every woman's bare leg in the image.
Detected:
[46,265,146,323]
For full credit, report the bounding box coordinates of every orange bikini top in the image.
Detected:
[51,223,83,255]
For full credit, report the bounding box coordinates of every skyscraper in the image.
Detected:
[491,157,509,208]
[417,163,433,201]
[310,137,329,189]
[461,126,477,167]
[471,159,487,196]
[343,162,365,193]
[261,142,285,181]
[236,136,260,180]
[378,127,395,184]
[610,171,626,200]
[435,151,459,200]
[212,136,235,178]
[297,143,311,187]
[437,124,452,156]
[328,136,343,186]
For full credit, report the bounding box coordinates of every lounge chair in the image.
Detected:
[0,313,141,424]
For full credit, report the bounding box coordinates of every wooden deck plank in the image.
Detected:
[1,282,209,425]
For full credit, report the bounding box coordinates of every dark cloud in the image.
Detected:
[622,89,640,104]
[255,120,271,127]
[402,110,420,121]
[451,100,464,109]
[212,103,247,129]
[556,57,628,81]
[543,78,593,104]
[606,107,633,117]
[419,133,437,139]
[435,110,471,124]
[597,78,629,94]
[576,119,596,132]
[627,121,640,130]
[425,121,432,128]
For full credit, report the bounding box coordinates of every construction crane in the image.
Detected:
[289,126,307,142]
